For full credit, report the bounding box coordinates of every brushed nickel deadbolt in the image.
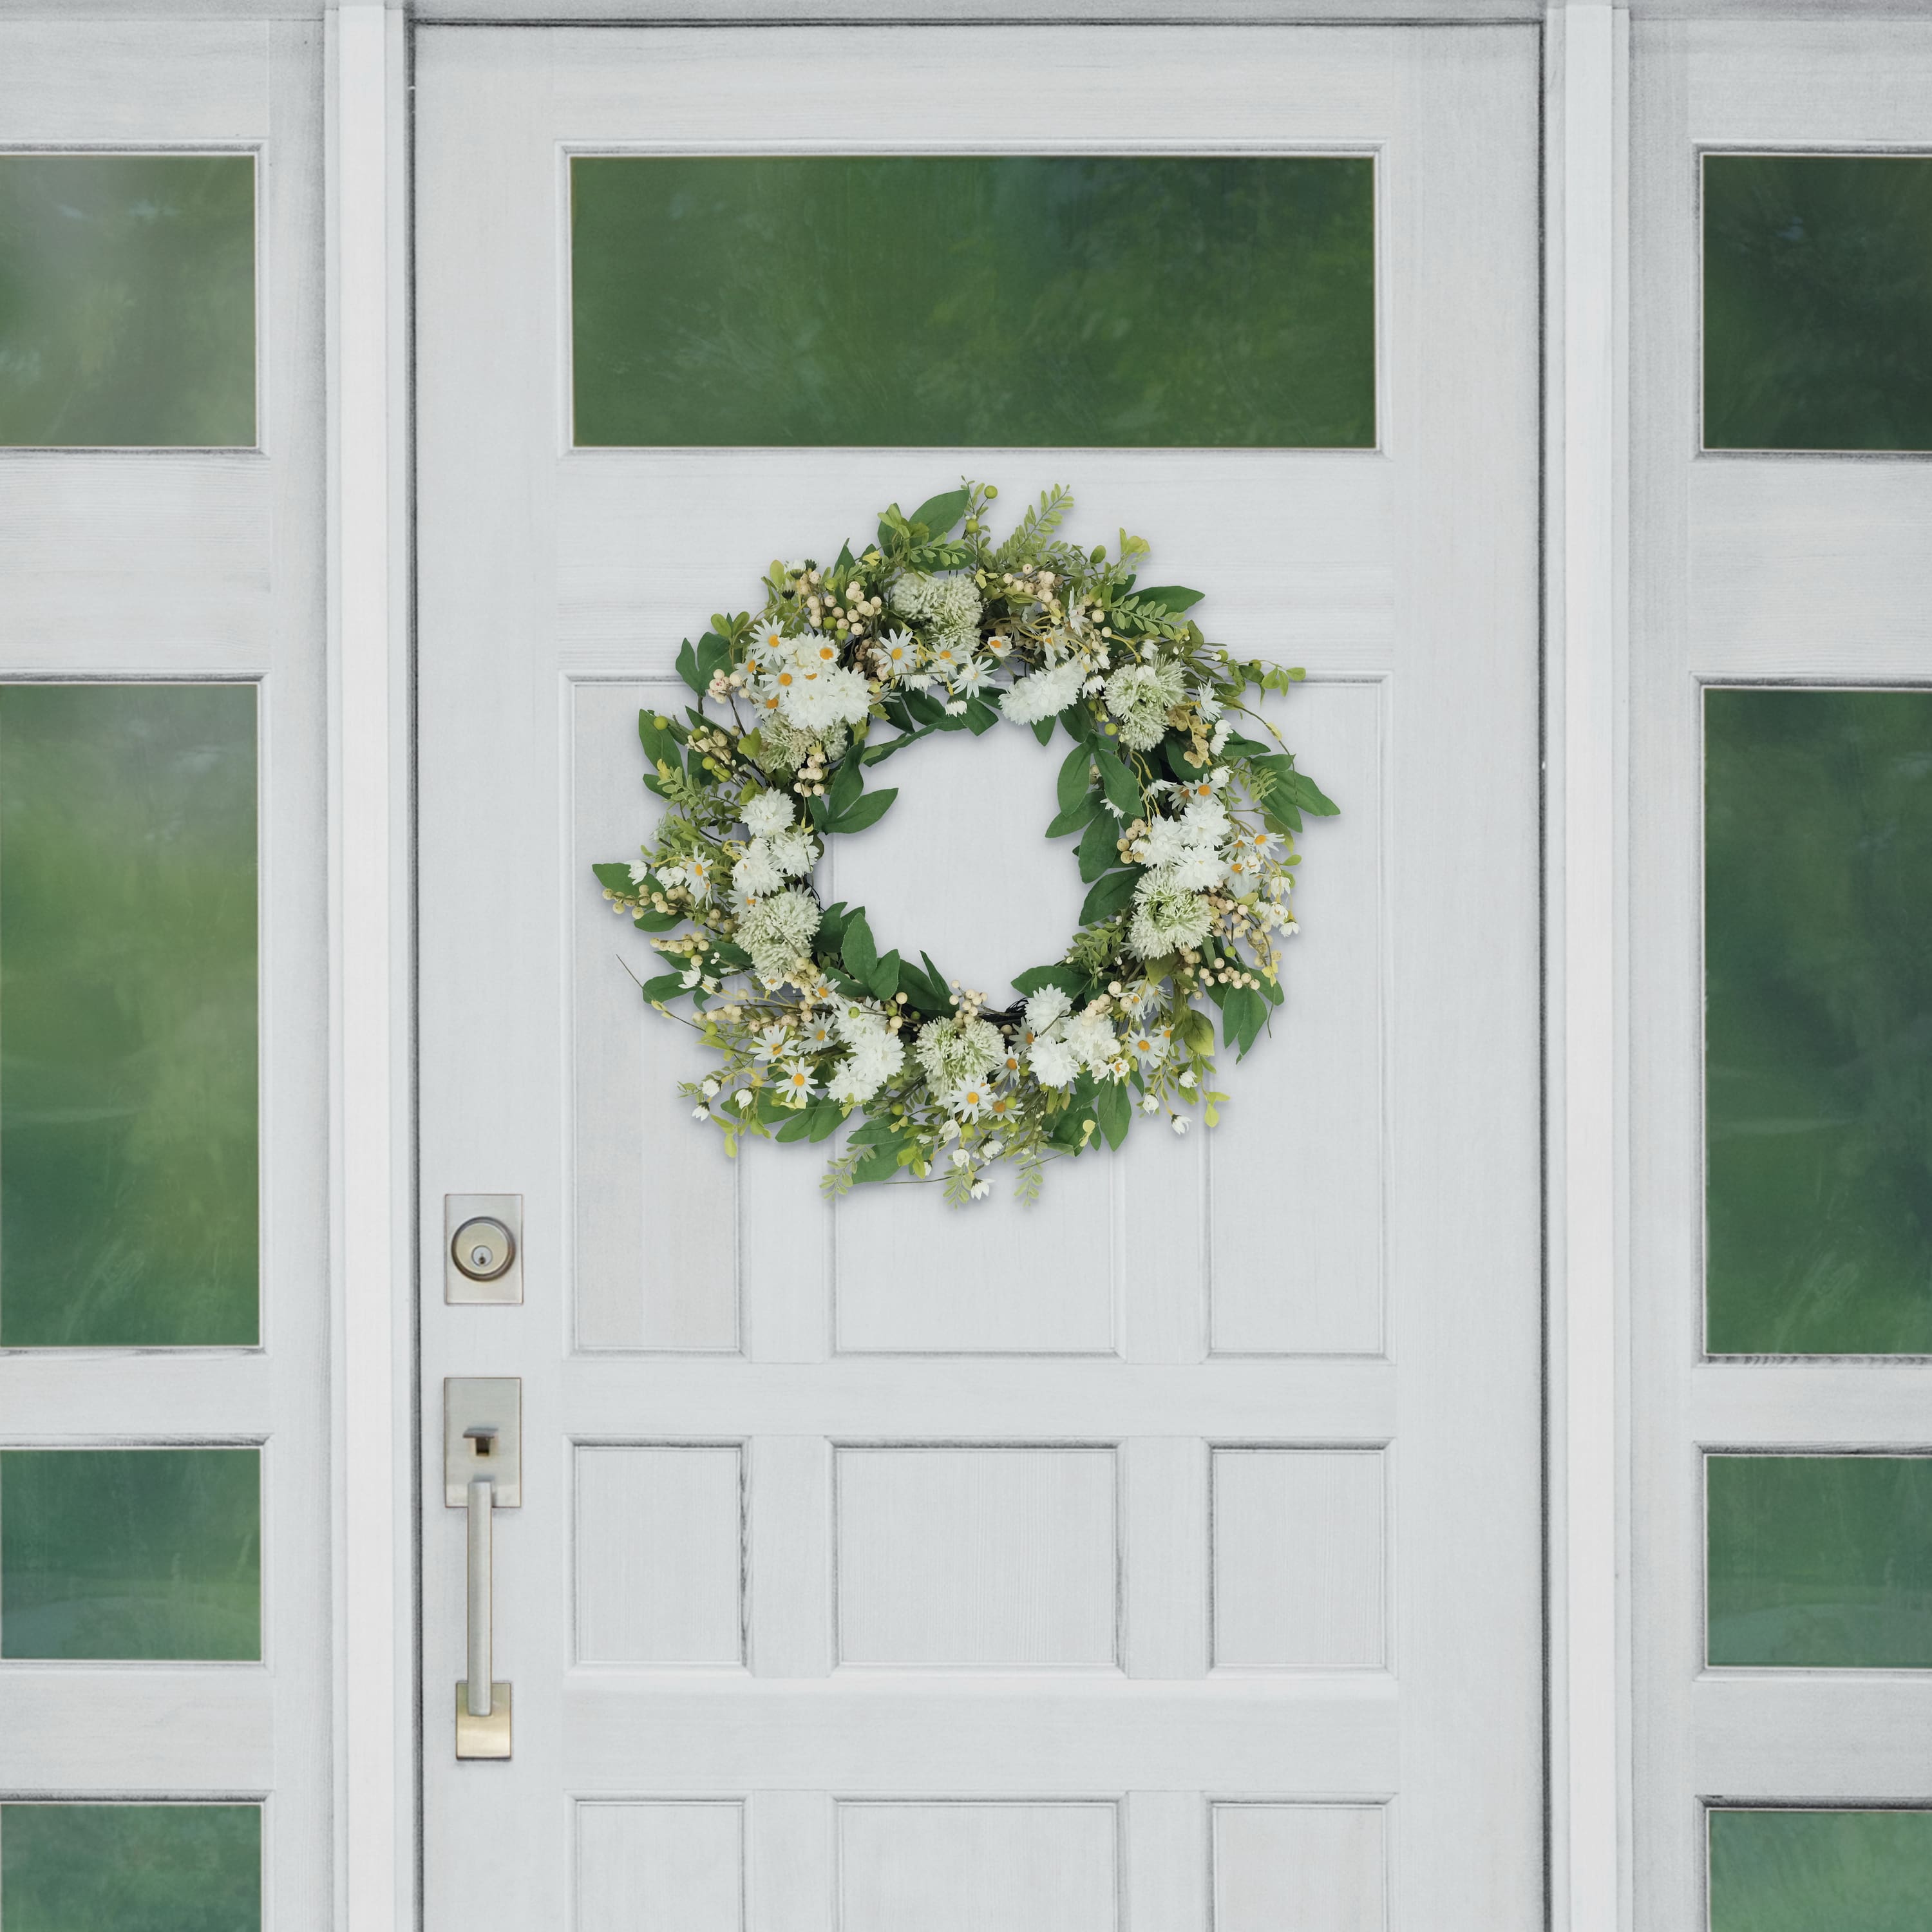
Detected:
[443,1194,523,1305]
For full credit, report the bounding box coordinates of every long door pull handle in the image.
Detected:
[466,1472,495,1719]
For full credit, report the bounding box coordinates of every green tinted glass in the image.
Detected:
[571,156,1375,448]
[0,1803,261,1931]
[0,1448,259,1661]
[1707,1454,1932,1667]
[1703,154,1932,452]
[0,154,256,448]
[0,684,259,1348]
[1705,688,1932,1354]
[1710,1808,1932,1932]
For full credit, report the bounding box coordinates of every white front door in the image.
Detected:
[415,23,1543,1931]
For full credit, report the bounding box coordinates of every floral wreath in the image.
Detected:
[594,483,1336,1205]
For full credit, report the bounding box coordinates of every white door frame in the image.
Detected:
[318,5,1633,1929]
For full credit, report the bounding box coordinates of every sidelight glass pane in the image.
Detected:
[0,1803,261,1931]
[0,1448,260,1660]
[571,155,1376,448]
[1707,1454,1932,1668]
[1703,153,1932,452]
[1705,688,1932,1355]
[0,153,256,448]
[1709,1808,1932,1932]
[0,683,259,1349]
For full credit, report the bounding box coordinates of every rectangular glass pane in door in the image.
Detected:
[0,683,259,1347]
[1704,688,1932,1354]
[0,1802,261,1931]
[1709,1807,1932,1932]
[0,153,257,448]
[570,155,1376,447]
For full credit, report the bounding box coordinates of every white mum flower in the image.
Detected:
[781,661,871,734]
[1164,849,1230,894]
[1023,984,1074,1034]
[1000,657,1086,726]
[1181,795,1231,846]
[1171,1115,1192,1136]
[733,840,786,896]
[1028,1037,1079,1088]
[742,790,794,836]
[1063,1007,1119,1072]
[627,858,651,886]
[764,827,820,879]
[1133,816,1193,867]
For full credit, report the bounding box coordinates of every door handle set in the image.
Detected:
[445,1377,520,1759]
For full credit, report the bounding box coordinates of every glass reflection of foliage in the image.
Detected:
[0,153,256,448]
[0,1803,261,1932]
[0,685,259,1347]
[1710,1808,1932,1932]
[1705,689,1932,1354]
[571,156,1375,448]
[1707,1454,1932,1668]
[0,1448,260,1660]
[1703,154,1932,451]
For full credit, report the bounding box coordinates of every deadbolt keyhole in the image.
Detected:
[451,1217,515,1283]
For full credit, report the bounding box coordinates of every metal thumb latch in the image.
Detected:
[445,1378,520,1759]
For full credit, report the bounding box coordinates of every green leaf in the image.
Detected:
[674,638,703,695]
[773,1110,819,1142]
[807,792,830,831]
[852,1143,899,1185]
[1285,770,1340,817]
[1031,717,1056,746]
[1135,585,1204,613]
[639,972,685,1003]
[708,942,752,969]
[1094,1077,1132,1149]
[897,957,947,1015]
[1093,744,1143,820]
[1179,1006,1217,1054]
[1223,985,1268,1057]
[1163,737,1202,783]
[828,756,864,820]
[807,1102,843,1142]
[1077,810,1121,883]
[815,900,850,949]
[921,952,952,1005]
[695,631,731,689]
[963,697,999,735]
[592,862,638,894]
[631,907,680,933]
[829,788,898,835]
[902,688,946,726]
[842,911,878,983]
[1079,867,1141,926]
[1258,975,1284,1007]
[638,712,683,768]
[1056,742,1092,815]
[1222,732,1274,759]
[909,487,971,536]
[849,1116,902,1146]
[1014,963,1084,999]
[1045,791,1101,838]
[866,947,901,1003]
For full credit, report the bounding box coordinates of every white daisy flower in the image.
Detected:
[754,1023,793,1063]
[775,1058,819,1103]
[748,617,795,667]
[627,858,651,886]
[876,629,920,680]
[661,853,714,902]
[1128,1028,1167,1065]
[947,1076,994,1121]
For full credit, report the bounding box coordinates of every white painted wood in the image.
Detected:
[1211,1801,1388,1932]
[562,1676,1400,1791]
[1211,1449,1387,1672]
[575,1446,746,1666]
[836,1800,1119,1932]
[577,1799,745,1932]
[0,18,333,1930]
[1627,20,1932,1932]
[1123,1437,1210,1681]
[327,8,408,1932]
[746,1790,834,1932]
[417,22,1543,1931]
[834,1446,1119,1668]
[1548,12,1630,1932]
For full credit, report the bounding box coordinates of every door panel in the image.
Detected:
[417,24,1541,1931]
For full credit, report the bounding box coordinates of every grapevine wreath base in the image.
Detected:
[595,483,1335,1206]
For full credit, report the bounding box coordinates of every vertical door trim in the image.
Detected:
[328,7,412,1931]
[1547,6,1631,1932]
